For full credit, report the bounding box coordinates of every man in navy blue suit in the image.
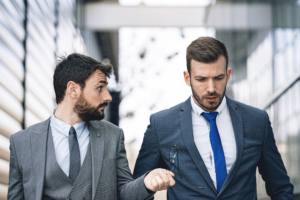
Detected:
[133,37,294,199]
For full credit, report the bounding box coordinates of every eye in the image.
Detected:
[97,86,102,91]
[215,77,224,80]
[197,78,205,82]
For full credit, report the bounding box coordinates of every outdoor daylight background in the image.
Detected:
[0,0,300,199]
[118,27,215,147]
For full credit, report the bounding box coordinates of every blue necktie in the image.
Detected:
[201,112,227,192]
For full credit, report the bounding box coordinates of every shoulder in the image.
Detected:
[152,101,184,120]
[99,120,122,131]
[10,119,49,156]
[228,98,267,120]
[11,119,50,142]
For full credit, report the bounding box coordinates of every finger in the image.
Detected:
[151,178,158,191]
[159,171,170,187]
[165,170,175,177]
[169,177,176,186]
[165,173,175,187]
[155,175,165,190]
[166,171,175,179]
[168,171,175,177]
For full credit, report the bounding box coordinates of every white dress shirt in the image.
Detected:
[191,96,236,189]
[50,109,90,176]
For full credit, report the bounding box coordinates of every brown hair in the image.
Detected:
[186,37,228,74]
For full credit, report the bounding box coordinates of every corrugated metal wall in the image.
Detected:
[26,0,57,127]
[0,0,86,199]
[0,1,25,199]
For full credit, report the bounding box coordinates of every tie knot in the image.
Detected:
[69,126,76,135]
[201,112,218,122]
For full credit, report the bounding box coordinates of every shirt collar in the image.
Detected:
[190,95,227,116]
[50,109,86,137]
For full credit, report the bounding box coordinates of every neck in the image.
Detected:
[55,102,83,125]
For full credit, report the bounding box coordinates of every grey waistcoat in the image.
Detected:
[43,129,92,200]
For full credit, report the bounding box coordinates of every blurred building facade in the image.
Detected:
[229,26,300,200]
[0,0,87,199]
[0,0,300,200]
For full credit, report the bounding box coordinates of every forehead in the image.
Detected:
[87,69,107,83]
[190,56,226,76]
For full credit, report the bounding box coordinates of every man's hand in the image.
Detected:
[144,168,176,192]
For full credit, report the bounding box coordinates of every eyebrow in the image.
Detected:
[194,74,225,79]
[96,80,108,86]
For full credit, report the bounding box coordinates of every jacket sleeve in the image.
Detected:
[7,135,24,200]
[257,111,294,199]
[117,129,154,200]
[133,114,164,179]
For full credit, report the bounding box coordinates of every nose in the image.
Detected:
[104,88,113,102]
[207,79,215,94]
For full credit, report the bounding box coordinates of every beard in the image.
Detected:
[73,93,107,121]
[191,83,226,112]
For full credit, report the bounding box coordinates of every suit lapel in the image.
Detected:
[88,121,105,200]
[30,118,50,200]
[179,97,218,194]
[218,96,244,196]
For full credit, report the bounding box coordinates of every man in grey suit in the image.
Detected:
[134,37,294,199]
[8,53,175,200]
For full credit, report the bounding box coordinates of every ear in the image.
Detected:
[226,68,232,84]
[66,81,81,99]
[184,71,191,87]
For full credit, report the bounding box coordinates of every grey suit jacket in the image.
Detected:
[8,118,153,200]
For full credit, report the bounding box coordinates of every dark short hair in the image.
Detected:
[186,37,228,74]
[54,53,112,104]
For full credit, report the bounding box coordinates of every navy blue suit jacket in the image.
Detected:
[134,96,294,200]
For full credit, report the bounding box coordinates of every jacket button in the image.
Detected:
[97,133,101,137]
